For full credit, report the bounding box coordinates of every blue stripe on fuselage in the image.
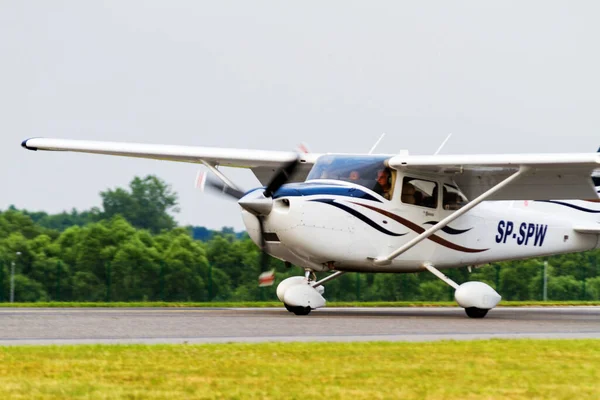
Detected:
[536,200,600,213]
[272,183,382,202]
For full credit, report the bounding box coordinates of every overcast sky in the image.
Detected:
[1,1,599,230]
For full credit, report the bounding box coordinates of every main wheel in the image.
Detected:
[293,306,311,316]
[285,305,311,315]
[465,307,489,319]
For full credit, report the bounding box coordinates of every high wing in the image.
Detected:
[21,138,322,184]
[387,153,600,200]
[21,138,600,199]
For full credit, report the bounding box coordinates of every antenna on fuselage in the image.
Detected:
[368,133,386,155]
[433,133,452,155]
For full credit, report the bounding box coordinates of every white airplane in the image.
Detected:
[21,137,600,318]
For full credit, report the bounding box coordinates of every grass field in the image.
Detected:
[0,300,599,308]
[0,340,598,399]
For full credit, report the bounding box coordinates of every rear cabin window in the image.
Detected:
[401,177,438,208]
[442,184,468,210]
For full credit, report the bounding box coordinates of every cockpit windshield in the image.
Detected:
[306,155,393,198]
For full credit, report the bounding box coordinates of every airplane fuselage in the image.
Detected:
[242,179,600,273]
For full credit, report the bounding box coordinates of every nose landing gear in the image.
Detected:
[278,270,346,316]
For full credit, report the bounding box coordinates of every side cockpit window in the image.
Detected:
[401,177,438,208]
[442,184,468,210]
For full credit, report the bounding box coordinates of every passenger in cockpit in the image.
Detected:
[373,169,392,200]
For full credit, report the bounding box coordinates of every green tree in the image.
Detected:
[101,175,178,233]
[207,235,248,288]
[72,271,104,301]
[19,207,100,232]
[160,232,210,301]
[586,277,600,300]
[498,259,542,300]
[418,280,450,301]
[13,274,48,302]
[0,209,49,240]
[364,273,420,301]
[111,235,160,301]
[547,275,581,300]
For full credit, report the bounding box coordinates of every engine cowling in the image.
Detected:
[454,281,501,310]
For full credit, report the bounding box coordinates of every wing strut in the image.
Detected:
[372,166,529,266]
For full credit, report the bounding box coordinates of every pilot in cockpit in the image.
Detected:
[349,170,360,181]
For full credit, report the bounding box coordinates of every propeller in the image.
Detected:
[198,157,301,286]
[258,158,302,284]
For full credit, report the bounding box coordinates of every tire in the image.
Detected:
[465,307,489,319]
[287,305,311,316]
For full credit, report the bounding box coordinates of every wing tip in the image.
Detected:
[21,138,40,151]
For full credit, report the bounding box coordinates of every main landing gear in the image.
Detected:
[423,263,501,318]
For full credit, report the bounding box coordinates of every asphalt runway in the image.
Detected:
[0,307,599,345]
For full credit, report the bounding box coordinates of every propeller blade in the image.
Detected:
[258,269,276,287]
[263,157,300,198]
[260,247,270,274]
[256,215,275,286]
[203,176,246,200]
[257,215,266,253]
